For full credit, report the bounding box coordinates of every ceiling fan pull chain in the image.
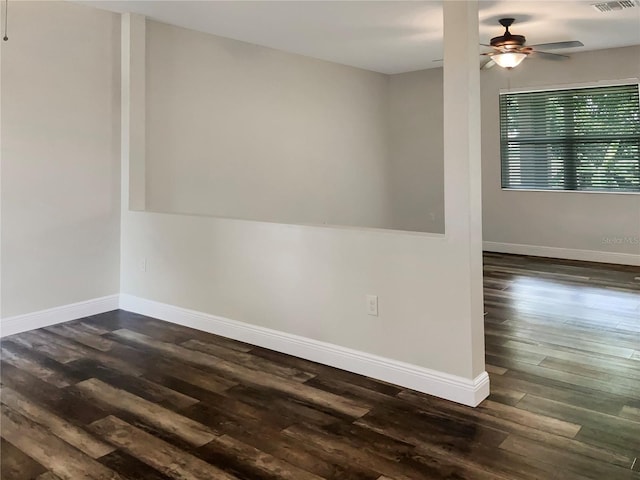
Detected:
[3,0,8,41]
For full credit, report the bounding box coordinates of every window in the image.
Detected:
[500,83,640,193]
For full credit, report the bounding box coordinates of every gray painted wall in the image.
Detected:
[1,1,121,317]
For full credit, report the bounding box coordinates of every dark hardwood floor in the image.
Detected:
[1,253,639,479]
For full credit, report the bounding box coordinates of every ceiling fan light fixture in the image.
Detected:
[492,52,528,69]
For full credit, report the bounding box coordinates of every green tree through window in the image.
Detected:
[500,84,640,192]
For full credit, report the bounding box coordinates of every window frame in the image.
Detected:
[498,79,640,195]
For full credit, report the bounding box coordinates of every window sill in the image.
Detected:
[501,188,640,196]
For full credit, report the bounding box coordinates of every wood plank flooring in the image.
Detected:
[1,253,639,479]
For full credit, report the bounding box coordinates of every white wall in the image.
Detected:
[387,46,640,260]
[122,212,474,375]
[144,19,457,235]
[388,68,444,233]
[145,21,392,229]
[481,46,640,259]
[0,1,121,317]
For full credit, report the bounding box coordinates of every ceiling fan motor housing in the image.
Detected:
[491,18,527,49]
[490,33,526,48]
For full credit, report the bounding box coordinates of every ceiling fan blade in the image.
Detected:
[528,40,584,50]
[481,59,496,70]
[533,50,570,60]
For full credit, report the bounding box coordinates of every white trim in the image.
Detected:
[0,295,120,338]
[120,294,490,407]
[483,241,640,266]
[499,78,639,95]
[501,187,640,196]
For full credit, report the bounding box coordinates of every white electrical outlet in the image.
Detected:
[140,258,147,273]
[366,295,378,316]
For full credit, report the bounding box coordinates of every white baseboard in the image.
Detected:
[0,295,120,338]
[483,241,640,266]
[120,294,489,407]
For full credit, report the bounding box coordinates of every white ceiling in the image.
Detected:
[81,0,640,74]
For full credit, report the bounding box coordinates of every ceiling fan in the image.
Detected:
[482,18,584,69]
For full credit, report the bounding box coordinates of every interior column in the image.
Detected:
[442,0,486,382]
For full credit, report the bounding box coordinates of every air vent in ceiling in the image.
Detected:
[592,0,639,12]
